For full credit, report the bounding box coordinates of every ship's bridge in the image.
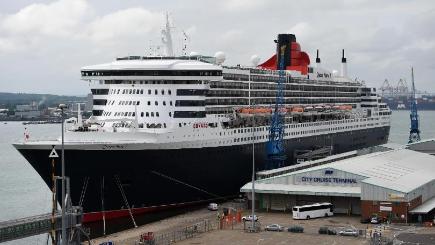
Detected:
[80,57,222,78]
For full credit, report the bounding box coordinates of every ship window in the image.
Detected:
[147,101,151,106]
[164,123,166,128]
[141,112,144,117]
[133,90,136,94]
[161,89,165,95]
[156,112,159,117]
[155,101,158,106]
[132,112,135,116]
[175,100,205,107]
[91,89,109,95]
[168,89,172,95]
[148,89,151,95]
[155,89,158,95]
[163,101,166,106]
[137,101,140,105]
[140,89,144,94]
[151,112,154,117]
[170,101,173,106]
[136,89,139,94]
[129,90,132,94]
[93,99,107,105]
[169,112,172,117]
[173,111,206,118]
[129,101,133,105]
[179,123,182,127]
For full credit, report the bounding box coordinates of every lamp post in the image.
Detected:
[59,104,67,245]
[251,102,256,232]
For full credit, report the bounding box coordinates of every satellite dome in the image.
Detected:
[251,55,261,66]
[214,51,226,65]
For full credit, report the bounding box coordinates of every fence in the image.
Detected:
[135,218,219,245]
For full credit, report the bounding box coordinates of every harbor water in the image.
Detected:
[1,110,435,244]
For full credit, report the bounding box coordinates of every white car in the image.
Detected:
[339,229,358,237]
[207,203,218,211]
[242,215,258,222]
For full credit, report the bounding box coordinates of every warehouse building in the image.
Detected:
[241,145,435,222]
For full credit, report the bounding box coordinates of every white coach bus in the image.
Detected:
[292,203,334,220]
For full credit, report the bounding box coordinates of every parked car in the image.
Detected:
[371,217,380,224]
[242,214,258,222]
[319,226,336,235]
[207,203,218,211]
[287,225,304,233]
[99,242,115,245]
[339,229,358,237]
[265,224,283,232]
[327,229,337,235]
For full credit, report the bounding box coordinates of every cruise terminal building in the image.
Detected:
[241,144,435,222]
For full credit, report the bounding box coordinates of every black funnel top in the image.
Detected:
[276,34,296,69]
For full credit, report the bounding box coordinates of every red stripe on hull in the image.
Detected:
[83,198,225,223]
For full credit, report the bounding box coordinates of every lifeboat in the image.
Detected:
[291,107,304,113]
[338,105,353,111]
[304,106,314,111]
[314,106,324,111]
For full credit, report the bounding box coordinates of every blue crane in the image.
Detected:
[266,41,287,169]
[408,67,421,143]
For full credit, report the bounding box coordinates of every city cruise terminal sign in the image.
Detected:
[300,176,357,184]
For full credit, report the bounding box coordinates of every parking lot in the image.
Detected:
[177,211,372,245]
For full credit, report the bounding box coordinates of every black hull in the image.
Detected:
[16,126,389,216]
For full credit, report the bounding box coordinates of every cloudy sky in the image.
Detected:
[0,0,434,95]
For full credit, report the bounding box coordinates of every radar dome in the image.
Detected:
[189,51,199,56]
[214,51,226,65]
[251,55,261,66]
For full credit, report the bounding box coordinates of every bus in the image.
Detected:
[292,203,333,219]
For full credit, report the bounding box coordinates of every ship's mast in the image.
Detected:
[408,67,421,143]
[161,13,174,57]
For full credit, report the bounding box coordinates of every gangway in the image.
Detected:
[0,207,86,244]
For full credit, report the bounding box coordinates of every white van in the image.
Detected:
[207,203,218,211]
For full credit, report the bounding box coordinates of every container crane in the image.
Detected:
[408,67,421,143]
[266,35,287,170]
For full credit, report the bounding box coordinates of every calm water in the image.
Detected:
[1,110,435,244]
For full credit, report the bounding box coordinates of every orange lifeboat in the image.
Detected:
[292,107,304,113]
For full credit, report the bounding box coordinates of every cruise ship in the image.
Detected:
[14,28,391,223]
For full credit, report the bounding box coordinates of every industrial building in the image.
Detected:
[241,144,435,222]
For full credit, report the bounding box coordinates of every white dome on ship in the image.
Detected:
[214,51,226,65]
[251,55,261,66]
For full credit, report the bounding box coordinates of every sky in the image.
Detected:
[0,0,434,95]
